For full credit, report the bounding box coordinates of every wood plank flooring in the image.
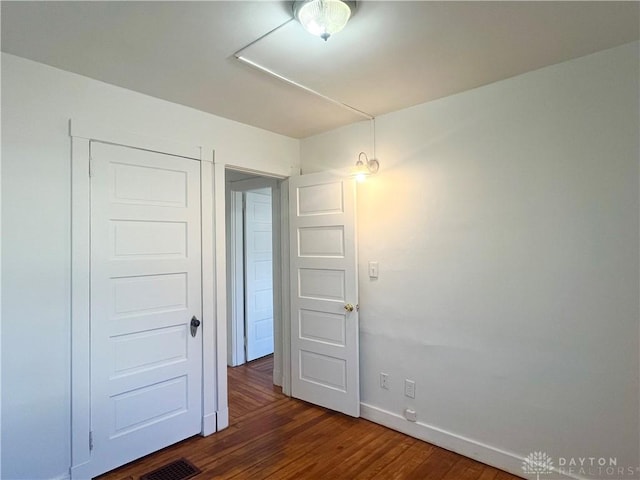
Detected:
[97,356,522,480]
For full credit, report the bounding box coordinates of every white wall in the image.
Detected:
[302,42,640,478]
[0,53,299,480]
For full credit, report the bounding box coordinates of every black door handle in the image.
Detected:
[190,316,201,337]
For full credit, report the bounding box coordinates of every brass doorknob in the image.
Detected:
[344,304,355,312]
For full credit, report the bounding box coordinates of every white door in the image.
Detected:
[90,142,202,476]
[244,189,274,361]
[289,172,359,417]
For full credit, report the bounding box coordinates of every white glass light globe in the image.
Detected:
[296,0,352,41]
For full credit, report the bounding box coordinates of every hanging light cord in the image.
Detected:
[371,118,376,159]
[236,55,374,121]
[232,13,375,122]
[233,17,295,59]
[232,8,378,161]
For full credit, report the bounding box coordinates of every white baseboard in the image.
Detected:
[202,412,217,436]
[273,368,283,387]
[69,460,93,480]
[216,407,229,431]
[53,472,71,480]
[360,403,588,480]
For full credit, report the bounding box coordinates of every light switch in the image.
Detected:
[368,261,379,279]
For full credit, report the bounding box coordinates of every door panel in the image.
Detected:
[289,173,359,417]
[298,226,345,257]
[90,142,202,476]
[299,309,346,346]
[245,189,274,361]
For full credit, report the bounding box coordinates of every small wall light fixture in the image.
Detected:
[293,0,357,41]
[353,152,379,182]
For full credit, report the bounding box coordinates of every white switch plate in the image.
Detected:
[368,261,379,279]
[405,379,416,399]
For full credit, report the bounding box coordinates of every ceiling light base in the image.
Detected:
[293,0,357,41]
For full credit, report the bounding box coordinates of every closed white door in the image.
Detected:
[289,172,360,417]
[90,142,202,476]
[244,189,274,361]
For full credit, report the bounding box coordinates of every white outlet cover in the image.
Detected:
[404,408,417,422]
[405,379,416,398]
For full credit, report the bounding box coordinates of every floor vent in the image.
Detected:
[139,458,201,480]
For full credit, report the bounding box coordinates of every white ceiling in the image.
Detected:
[2,1,638,138]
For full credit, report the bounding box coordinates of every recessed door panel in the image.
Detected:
[254,288,272,311]
[251,201,272,222]
[111,162,187,207]
[299,268,346,302]
[111,326,188,377]
[112,221,187,258]
[300,350,347,391]
[297,182,344,216]
[253,260,272,281]
[255,318,273,340]
[300,309,346,346]
[251,230,272,253]
[112,376,188,435]
[298,226,345,257]
[112,274,187,317]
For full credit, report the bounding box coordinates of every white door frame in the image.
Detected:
[279,178,291,395]
[222,167,291,393]
[227,189,246,367]
[70,120,217,479]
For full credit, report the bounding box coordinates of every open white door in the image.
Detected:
[90,142,202,476]
[289,172,359,417]
[245,189,274,361]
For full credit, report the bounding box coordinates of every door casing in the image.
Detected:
[70,121,217,479]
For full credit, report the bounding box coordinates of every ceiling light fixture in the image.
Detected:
[353,151,379,182]
[293,0,357,41]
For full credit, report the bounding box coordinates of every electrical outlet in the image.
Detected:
[405,379,416,399]
[404,408,417,422]
[380,372,389,390]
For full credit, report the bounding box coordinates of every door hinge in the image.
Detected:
[89,430,94,451]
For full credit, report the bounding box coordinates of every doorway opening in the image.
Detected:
[225,168,283,388]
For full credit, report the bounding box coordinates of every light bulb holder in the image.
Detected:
[353,151,380,178]
[293,0,357,41]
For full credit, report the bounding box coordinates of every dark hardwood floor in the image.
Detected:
[97,356,522,479]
